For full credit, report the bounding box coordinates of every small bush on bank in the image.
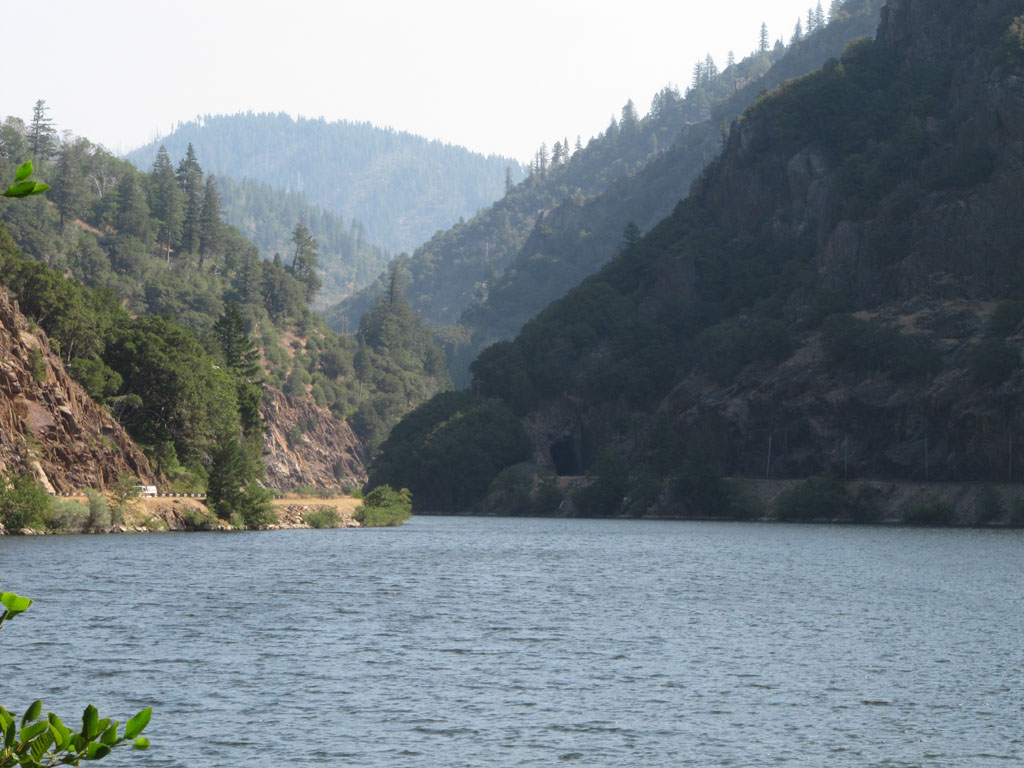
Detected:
[774,475,847,522]
[305,509,341,529]
[85,489,112,531]
[974,485,1005,525]
[725,480,765,521]
[849,484,885,523]
[181,507,218,530]
[356,485,412,527]
[0,473,52,531]
[43,499,89,532]
[903,501,957,526]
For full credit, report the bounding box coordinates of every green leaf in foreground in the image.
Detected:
[21,700,41,727]
[1,592,32,617]
[123,708,151,740]
[14,162,32,183]
[82,704,99,740]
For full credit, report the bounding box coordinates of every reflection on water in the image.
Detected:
[2,518,1022,767]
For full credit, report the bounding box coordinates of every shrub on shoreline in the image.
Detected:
[356,485,412,527]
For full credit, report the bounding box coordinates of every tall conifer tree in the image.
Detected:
[176,143,204,254]
[149,145,183,263]
[199,174,224,267]
[28,100,57,160]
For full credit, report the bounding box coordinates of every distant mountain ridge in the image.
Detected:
[125,112,524,254]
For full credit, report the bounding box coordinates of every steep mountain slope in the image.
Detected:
[331,1,884,379]
[0,287,154,493]
[325,93,725,336]
[125,113,522,253]
[377,0,1024,515]
[457,1,885,371]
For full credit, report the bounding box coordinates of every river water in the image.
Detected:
[1,517,1021,767]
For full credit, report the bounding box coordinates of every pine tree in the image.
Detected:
[759,22,770,53]
[114,171,150,241]
[535,142,548,173]
[51,137,86,230]
[703,54,718,83]
[792,17,804,43]
[551,140,563,167]
[504,166,514,196]
[198,174,224,267]
[691,60,705,91]
[815,2,826,29]
[149,145,183,263]
[28,100,57,161]
[620,99,638,132]
[176,143,204,254]
[290,221,321,303]
[214,301,261,379]
[621,221,641,251]
[236,248,264,306]
[575,135,583,154]
[828,0,843,21]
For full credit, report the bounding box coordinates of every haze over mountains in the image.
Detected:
[125,113,524,255]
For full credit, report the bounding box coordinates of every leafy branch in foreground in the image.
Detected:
[0,583,151,767]
[2,162,49,198]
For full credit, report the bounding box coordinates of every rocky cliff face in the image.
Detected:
[0,290,155,491]
[260,386,366,489]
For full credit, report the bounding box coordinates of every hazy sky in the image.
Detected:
[6,0,856,163]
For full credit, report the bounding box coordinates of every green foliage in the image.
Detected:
[305,508,341,529]
[572,452,629,517]
[355,485,412,527]
[484,466,564,516]
[695,318,792,383]
[181,506,218,530]
[106,472,140,514]
[350,266,451,452]
[41,499,89,533]
[368,391,531,511]
[0,474,51,532]
[2,162,49,198]
[821,313,942,381]
[27,347,46,383]
[774,475,847,522]
[84,489,112,532]
[68,358,121,404]
[0,581,151,767]
[848,483,885,523]
[903,500,957,526]
[975,484,1005,525]
[207,437,274,528]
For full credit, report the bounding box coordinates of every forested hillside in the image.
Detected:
[372,0,1024,520]
[215,175,390,309]
[125,112,523,254]
[455,0,885,374]
[0,116,449,508]
[332,0,884,379]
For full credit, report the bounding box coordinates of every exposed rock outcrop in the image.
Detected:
[260,386,367,490]
[0,290,155,491]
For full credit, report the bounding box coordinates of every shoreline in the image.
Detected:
[0,495,364,536]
